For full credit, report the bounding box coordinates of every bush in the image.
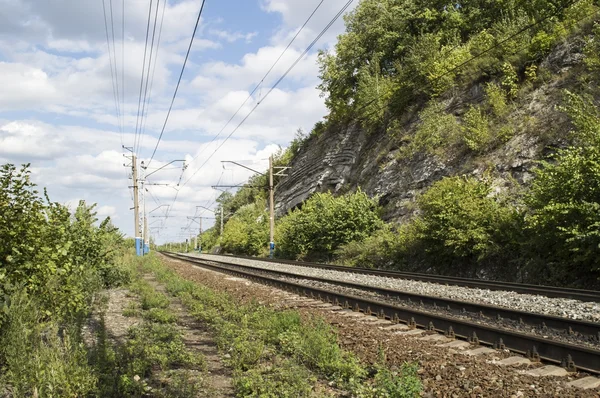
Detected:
[0,292,96,397]
[335,224,421,270]
[524,91,600,287]
[221,201,269,256]
[275,190,383,260]
[415,176,523,278]
[402,102,461,159]
[462,106,491,151]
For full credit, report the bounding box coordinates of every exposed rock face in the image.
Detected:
[275,38,586,222]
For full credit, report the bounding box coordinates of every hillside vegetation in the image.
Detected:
[173,0,600,289]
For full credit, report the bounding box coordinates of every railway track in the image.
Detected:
[211,253,600,303]
[163,252,600,375]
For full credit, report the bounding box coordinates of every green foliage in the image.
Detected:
[276,190,383,260]
[317,0,588,126]
[584,22,600,72]
[462,106,491,151]
[234,359,315,398]
[500,62,519,99]
[0,292,96,397]
[524,91,600,286]
[370,361,422,398]
[143,308,177,324]
[144,254,422,397]
[485,83,509,117]
[402,101,461,159]
[221,201,269,256]
[335,224,419,270]
[416,176,523,277]
[0,164,127,322]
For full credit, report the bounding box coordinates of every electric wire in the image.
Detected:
[146,0,208,168]
[136,0,162,155]
[139,0,168,154]
[187,0,325,166]
[182,0,354,186]
[102,0,123,137]
[109,0,123,134]
[133,0,155,154]
[156,0,352,240]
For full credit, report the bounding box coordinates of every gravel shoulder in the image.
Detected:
[194,253,600,323]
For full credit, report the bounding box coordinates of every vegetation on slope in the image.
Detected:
[179,1,600,289]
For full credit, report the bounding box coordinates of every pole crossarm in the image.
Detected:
[143,159,186,179]
[221,160,266,175]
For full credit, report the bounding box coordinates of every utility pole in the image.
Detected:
[132,154,141,256]
[221,207,224,235]
[269,155,275,258]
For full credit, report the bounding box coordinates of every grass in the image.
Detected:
[90,254,207,397]
[139,253,423,397]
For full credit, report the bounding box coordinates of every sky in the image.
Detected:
[0,0,357,243]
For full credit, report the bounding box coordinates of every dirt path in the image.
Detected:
[144,275,235,397]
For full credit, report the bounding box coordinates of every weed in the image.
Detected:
[143,308,177,324]
[234,358,316,398]
[122,301,140,317]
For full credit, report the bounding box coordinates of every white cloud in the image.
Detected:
[209,29,258,43]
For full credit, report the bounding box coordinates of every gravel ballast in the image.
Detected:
[193,254,600,323]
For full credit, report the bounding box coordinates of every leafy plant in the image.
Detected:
[462,106,491,151]
[276,190,383,260]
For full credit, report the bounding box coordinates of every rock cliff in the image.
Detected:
[275,37,586,222]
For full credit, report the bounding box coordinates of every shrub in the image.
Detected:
[524,91,600,287]
[221,201,269,256]
[402,102,461,158]
[0,292,96,397]
[416,176,523,278]
[484,83,509,117]
[275,190,383,260]
[462,106,491,151]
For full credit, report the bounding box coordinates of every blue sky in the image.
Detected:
[0,0,356,243]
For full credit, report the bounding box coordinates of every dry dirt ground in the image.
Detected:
[158,254,600,398]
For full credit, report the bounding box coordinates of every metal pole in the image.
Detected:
[269,155,275,258]
[132,154,141,256]
[220,207,224,236]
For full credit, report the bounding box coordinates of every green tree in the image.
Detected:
[221,201,269,256]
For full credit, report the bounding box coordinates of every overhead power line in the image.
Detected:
[133,0,155,154]
[139,0,168,153]
[146,0,208,168]
[182,0,354,186]
[187,0,325,166]
[102,0,123,138]
[155,0,353,241]
[136,0,162,155]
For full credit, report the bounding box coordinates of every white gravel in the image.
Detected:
[190,253,600,323]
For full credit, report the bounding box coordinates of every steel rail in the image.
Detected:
[203,253,600,303]
[164,252,600,374]
[170,253,600,341]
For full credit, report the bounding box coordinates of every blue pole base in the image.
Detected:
[135,237,143,256]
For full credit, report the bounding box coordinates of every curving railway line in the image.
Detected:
[162,251,600,375]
